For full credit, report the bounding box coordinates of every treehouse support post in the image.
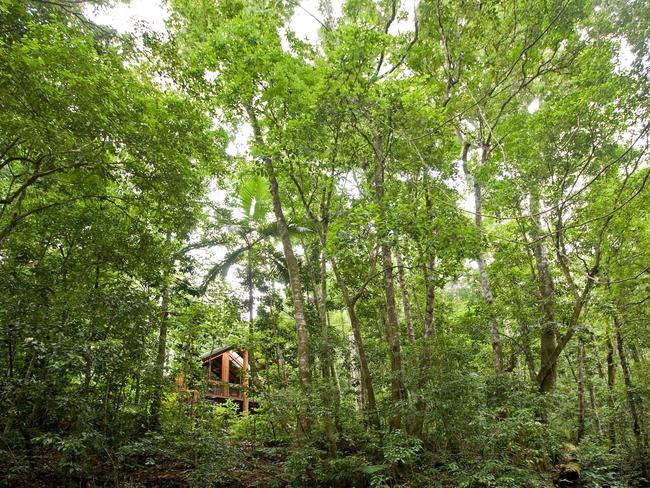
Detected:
[222,352,230,396]
[242,350,249,414]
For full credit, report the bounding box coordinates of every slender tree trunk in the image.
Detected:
[293,172,340,445]
[332,260,380,429]
[422,258,436,370]
[395,249,415,345]
[408,257,436,438]
[268,167,311,435]
[577,340,586,442]
[591,332,606,380]
[301,225,339,453]
[382,243,406,427]
[243,248,254,415]
[529,192,557,397]
[519,321,537,382]
[587,371,603,437]
[606,331,617,447]
[349,305,380,430]
[372,134,406,429]
[247,105,312,436]
[613,313,647,458]
[577,333,602,436]
[331,362,341,404]
[461,142,503,373]
[150,266,171,430]
[316,243,339,455]
[348,332,365,410]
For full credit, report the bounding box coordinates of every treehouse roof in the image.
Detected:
[200,345,234,362]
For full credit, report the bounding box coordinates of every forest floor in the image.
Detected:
[123,451,285,487]
[7,439,583,487]
[21,455,565,488]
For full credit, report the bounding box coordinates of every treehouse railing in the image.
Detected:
[206,380,244,399]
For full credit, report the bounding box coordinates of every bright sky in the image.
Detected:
[87,0,337,157]
[86,1,418,51]
[86,0,169,34]
[85,1,344,310]
[85,0,456,301]
[86,0,331,41]
[91,1,638,296]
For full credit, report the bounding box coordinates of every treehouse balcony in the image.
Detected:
[200,345,257,412]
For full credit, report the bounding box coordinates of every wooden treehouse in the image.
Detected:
[201,345,257,413]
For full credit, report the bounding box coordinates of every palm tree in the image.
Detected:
[185,176,304,410]
[199,175,285,303]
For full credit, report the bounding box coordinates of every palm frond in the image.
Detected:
[200,246,248,293]
[268,249,290,284]
[239,175,271,222]
[257,221,313,239]
[180,237,230,255]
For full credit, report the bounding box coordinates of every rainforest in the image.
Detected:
[1,0,649,486]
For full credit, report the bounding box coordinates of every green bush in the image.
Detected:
[282,446,327,487]
[381,429,423,467]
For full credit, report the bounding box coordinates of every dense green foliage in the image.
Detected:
[1,0,649,486]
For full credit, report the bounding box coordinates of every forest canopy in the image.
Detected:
[1,0,649,486]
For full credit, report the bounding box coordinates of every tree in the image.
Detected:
[3,0,649,484]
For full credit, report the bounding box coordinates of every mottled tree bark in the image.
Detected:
[247,105,311,437]
[332,259,380,429]
[614,313,647,456]
[149,277,171,430]
[421,258,436,371]
[395,249,415,345]
[292,169,341,448]
[577,340,586,441]
[372,134,406,429]
[529,192,557,396]
[461,141,504,373]
[606,332,617,447]
[315,243,339,455]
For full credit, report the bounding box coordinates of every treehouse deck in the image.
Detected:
[201,345,256,412]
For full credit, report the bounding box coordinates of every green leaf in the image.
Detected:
[239,175,270,222]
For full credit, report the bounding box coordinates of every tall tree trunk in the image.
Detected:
[247,105,312,437]
[395,249,415,345]
[529,192,557,397]
[293,171,341,446]
[316,243,339,455]
[613,313,647,457]
[301,218,340,453]
[606,331,617,447]
[332,260,380,429]
[243,248,254,415]
[422,257,436,371]
[520,321,537,382]
[577,340,586,442]
[409,257,436,439]
[268,165,311,435]
[461,141,504,373]
[348,332,365,410]
[587,369,603,437]
[372,134,406,429]
[349,306,380,430]
[149,276,171,430]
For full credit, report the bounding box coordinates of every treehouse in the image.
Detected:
[200,345,256,413]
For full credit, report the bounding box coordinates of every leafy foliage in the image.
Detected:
[1,0,649,486]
